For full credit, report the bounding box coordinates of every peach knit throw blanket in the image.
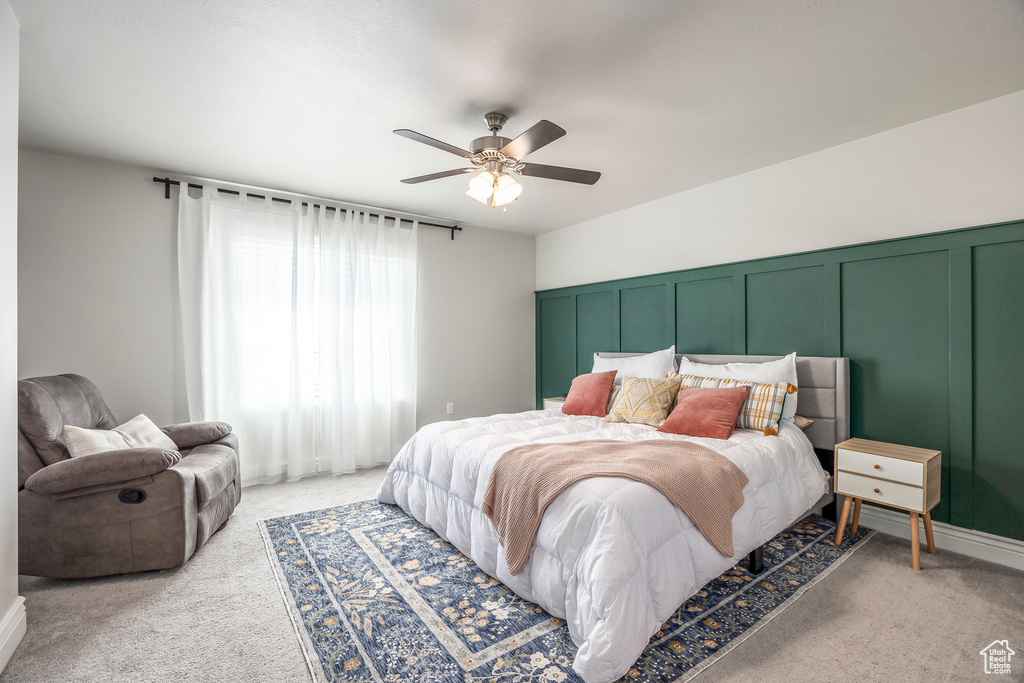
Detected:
[481,439,749,575]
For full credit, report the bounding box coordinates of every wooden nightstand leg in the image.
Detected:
[923,512,936,554]
[834,496,853,545]
[910,512,921,570]
[850,498,862,534]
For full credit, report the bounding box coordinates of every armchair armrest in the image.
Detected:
[24,448,182,496]
[160,421,232,450]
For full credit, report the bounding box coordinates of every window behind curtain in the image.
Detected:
[178,191,417,485]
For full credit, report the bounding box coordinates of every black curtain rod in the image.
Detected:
[153,176,462,240]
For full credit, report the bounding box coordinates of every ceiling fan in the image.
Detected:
[394,112,601,209]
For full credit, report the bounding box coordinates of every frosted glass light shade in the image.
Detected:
[492,174,523,206]
[466,171,494,203]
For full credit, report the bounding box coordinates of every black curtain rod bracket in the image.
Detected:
[154,176,462,240]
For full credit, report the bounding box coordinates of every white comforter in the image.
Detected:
[377,410,828,683]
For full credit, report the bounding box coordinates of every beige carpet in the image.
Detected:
[3,469,1022,682]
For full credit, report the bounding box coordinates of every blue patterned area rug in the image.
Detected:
[260,502,873,682]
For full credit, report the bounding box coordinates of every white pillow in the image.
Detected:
[64,414,179,458]
[677,352,799,419]
[592,346,676,386]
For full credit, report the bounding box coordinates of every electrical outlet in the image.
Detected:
[446,402,454,415]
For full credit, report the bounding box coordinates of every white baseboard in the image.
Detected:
[856,505,1024,572]
[0,596,26,673]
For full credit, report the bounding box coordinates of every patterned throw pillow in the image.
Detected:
[669,374,795,436]
[605,376,683,427]
[606,385,621,413]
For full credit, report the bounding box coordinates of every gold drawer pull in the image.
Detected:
[874,464,881,469]
[873,487,881,494]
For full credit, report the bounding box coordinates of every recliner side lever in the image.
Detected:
[118,489,147,504]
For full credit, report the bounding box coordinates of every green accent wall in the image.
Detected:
[676,278,735,354]
[538,296,575,401]
[620,285,671,352]
[576,291,617,376]
[841,253,951,522]
[535,219,1024,542]
[972,242,1024,540]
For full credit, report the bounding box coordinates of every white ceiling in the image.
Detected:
[12,0,1024,235]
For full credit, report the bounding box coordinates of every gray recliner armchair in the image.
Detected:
[17,374,241,579]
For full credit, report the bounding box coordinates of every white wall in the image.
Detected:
[0,1,26,673]
[536,89,1024,290]
[18,152,188,424]
[17,150,536,431]
[416,223,536,425]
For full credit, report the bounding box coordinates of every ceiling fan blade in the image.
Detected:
[400,168,477,184]
[517,162,601,185]
[500,120,566,160]
[394,129,474,158]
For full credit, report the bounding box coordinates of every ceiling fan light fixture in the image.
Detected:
[397,113,600,207]
[466,171,495,203]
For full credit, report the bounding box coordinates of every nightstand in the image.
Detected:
[833,437,941,570]
[542,396,566,411]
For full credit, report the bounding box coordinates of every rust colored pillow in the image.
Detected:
[657,385,751,439]
[561,371,618,417]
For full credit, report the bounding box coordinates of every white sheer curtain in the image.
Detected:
[177,188,417,485]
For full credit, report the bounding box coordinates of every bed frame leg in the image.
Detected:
[748,546,764,575]
[822,498,838,523]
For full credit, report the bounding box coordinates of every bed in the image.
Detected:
[377,354,849,683]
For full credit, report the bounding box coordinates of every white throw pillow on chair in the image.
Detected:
[64,414,179,458]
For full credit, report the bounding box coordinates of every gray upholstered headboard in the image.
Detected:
[595,353,850,451]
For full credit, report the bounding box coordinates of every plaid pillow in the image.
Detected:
[669,374,795,436]
[605,376,682,427]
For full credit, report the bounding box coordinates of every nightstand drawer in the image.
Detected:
[837,447,924,486]
[836,471,924,511]
[543,398,565,411]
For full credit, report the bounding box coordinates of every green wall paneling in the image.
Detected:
[534,218,1024,540]
[538,296,575,403]
[576,291,619,376]
[733,275,747,352]
[972,241,1024,541]
[675,277,736,354]
[822,263,842,357]
[620,284,671,352]
[947,248,973,529]
[841,252,951,523]
[747,266,828,357]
